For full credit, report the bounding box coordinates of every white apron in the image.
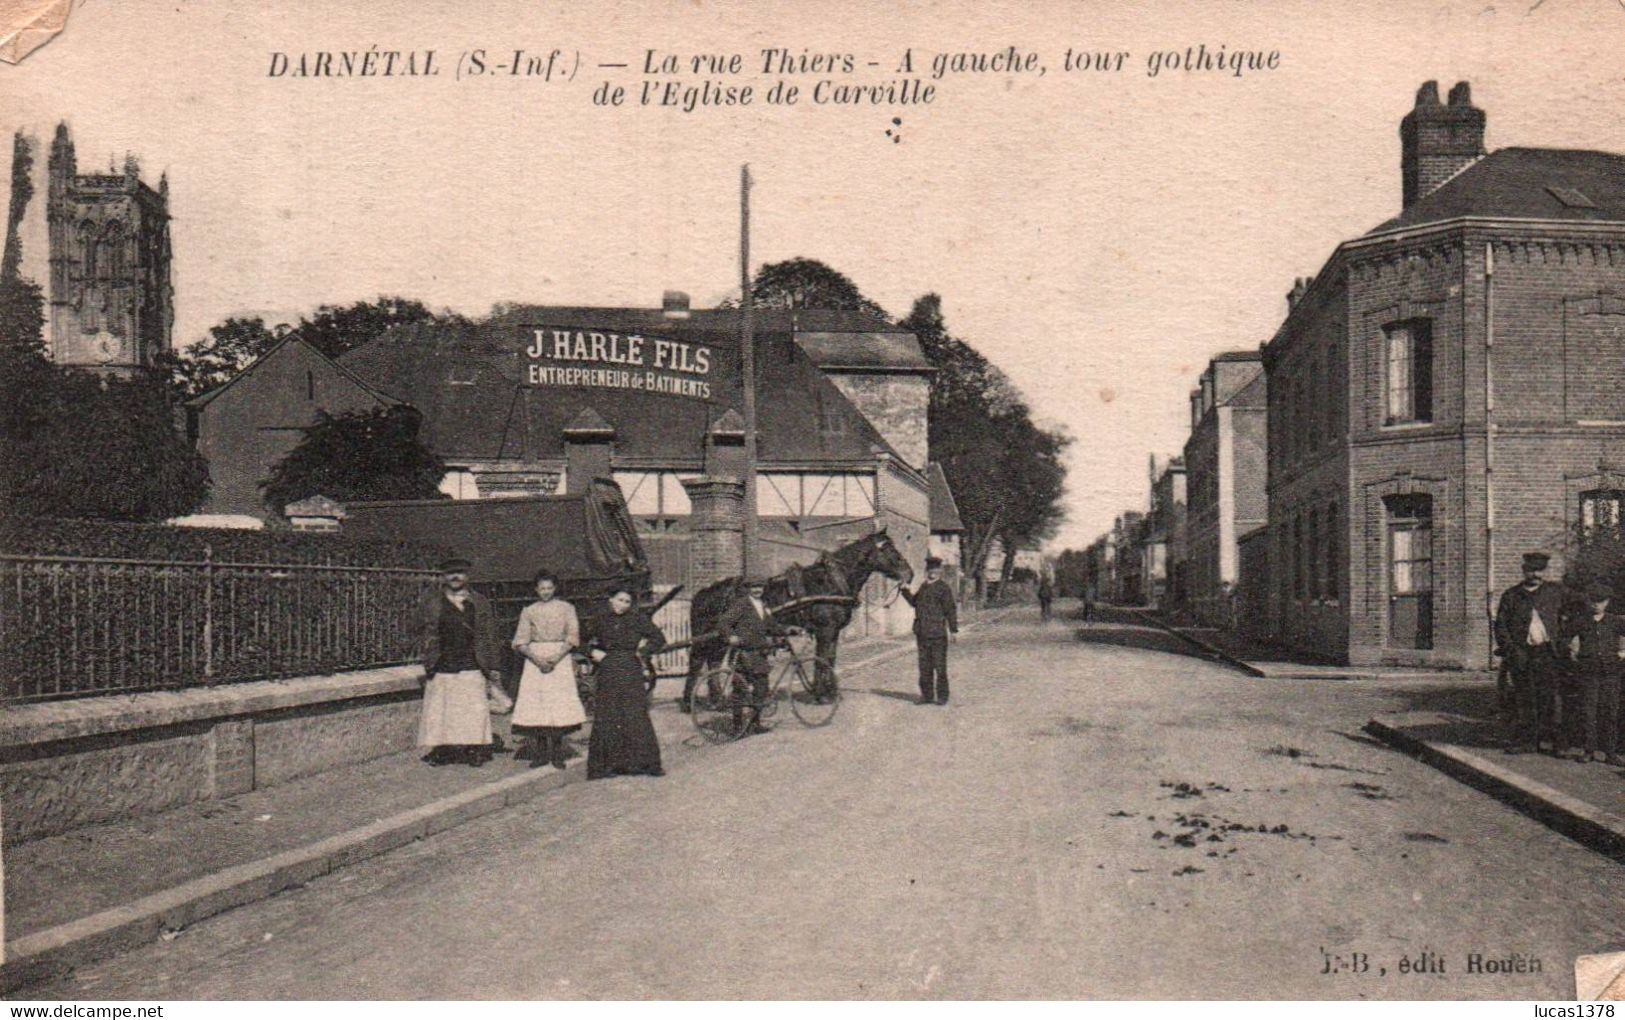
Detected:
[512,641,587,728]
[418,669,494,747]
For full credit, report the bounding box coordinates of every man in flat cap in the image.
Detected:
[901,556,958,705]
[417,557,504,766]
[1494,551,1570,755]
[719,574,782,736]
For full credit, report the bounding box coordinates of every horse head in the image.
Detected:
[856,528,914,588]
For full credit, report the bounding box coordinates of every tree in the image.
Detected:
[725,257,893,321]
[903,293,1071,596]
[296,296,443,359]
[0,347,210,520]
[262,404,447,513]
[0,276,44,353]
[2,132,35,285]
[1,132,44,354]
[161,316,279,400]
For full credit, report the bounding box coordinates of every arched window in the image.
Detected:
[77,221,98,280]
[101,221,125,281]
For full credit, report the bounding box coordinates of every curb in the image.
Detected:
[1364,715,1625,861]
[0,611,1010,991]
[1136,614,1268,678]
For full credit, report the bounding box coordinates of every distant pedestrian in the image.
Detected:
[583,588,667,779]
[1037,575,1055,622]
[510,569,585,770]
[719,576,781,735]
[1567,583,1625,765]
[902,556,958,705]
[1493,551,1569,755]
[418,557,503,767]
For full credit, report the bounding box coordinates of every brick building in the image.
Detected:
[1263,80,1625,668]
[1111,511,1146,604]
[1183,352,1268,626]
[1143,456,1187,610]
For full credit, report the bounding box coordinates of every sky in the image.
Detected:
[5,0,1625,549]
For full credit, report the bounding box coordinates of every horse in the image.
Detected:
[680,529,915,710]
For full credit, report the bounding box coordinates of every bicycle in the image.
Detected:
[689,634,840,744]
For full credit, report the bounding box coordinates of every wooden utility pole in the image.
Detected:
[740,164,758,577]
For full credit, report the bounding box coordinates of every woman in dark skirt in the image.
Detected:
[584,587,668,779]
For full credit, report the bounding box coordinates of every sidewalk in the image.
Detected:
[1,611,1002,990]
[1366,686,1625,862]
[1117,605,1492,683]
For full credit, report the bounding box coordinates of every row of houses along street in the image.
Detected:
[1080,79,1625,673]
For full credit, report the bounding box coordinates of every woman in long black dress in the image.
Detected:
[584,587,668,779]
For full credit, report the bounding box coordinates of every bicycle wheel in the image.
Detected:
[690,666,745,744]
[787,653,840,727]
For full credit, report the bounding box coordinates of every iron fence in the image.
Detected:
[0,551,440,704]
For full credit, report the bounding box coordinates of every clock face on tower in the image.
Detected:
[93,333,118,363]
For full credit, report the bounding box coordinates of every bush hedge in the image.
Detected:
[0,515,445,569]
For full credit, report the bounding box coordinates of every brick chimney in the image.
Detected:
[662,290,691,319]
[1286,276,1311,311]
[1400,80,1485,209]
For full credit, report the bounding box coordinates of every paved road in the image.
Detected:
[30,605,1625,999]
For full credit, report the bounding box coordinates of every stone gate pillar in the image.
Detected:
[681,477,744,590]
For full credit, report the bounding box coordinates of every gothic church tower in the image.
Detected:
[5,122,173,375]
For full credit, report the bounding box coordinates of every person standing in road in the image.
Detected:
[418,557,503,767]
[583,587,667,779]
[1037,574,1055,622]
[1568,583,1625,765]
[510,569,585,770]
[719,576,780,736]
[902,556,958,705]
[1494,551,1571,755]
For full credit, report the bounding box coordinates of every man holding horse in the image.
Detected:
[902,556,958,705]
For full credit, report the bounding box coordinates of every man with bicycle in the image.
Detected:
[720,575,783,736]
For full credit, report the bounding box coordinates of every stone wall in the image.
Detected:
[0,667,422,846]
[826,374,930,471]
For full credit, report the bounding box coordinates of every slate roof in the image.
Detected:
[795,330,934,372]
[337,310,904,468]
[1371,147,1625,233]
[926,462,964,533]
[186,334,400,410]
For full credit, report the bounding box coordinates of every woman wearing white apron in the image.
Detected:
[510,569,585,769]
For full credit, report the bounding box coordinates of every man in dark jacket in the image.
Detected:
[901,556,958,705]
[1568,582,1625,764]
[720,576,781,735]
[1493,551,1570,755]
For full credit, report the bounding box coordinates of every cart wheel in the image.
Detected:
[690,666,744,744]
[787,654,839,727]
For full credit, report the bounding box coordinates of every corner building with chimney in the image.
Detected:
[1262,81,1625,668]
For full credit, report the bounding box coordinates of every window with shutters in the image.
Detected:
[1384,319,1433,425]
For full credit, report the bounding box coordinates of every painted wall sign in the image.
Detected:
[523,326,715,399]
